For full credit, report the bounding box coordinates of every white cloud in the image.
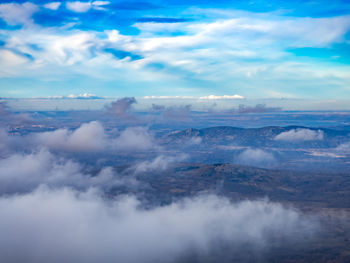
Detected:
[274,129,324,142]
[43,2,61,10]
[0,149,135,194]
[36,121,107,152]
[132,154,188,174]
[66,1,110,12]
[185,15,350,48]
[92,1,110,10]
[335,141,350,153]
[0,50,29,77]
[0,2,38,26]
[35,121,157,153]
[4,30,98,69]
[199,94,244,100]
[113,127,155,151]
[0,149,80,193]
[66,1,92,13]
[1,8,350,98]
[92,1,110,6]
[0,188,316,262]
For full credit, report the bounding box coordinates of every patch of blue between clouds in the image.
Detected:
[288,44,350,64]
[103,48,143,60]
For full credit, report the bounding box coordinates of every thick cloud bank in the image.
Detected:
[0,150,136,194]
[0,187,315,263]
[274,128,324,142]
[36,121,107,152]
[35,122,156,153]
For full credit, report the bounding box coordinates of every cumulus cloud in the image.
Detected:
[0,149,79,194]
[36,121,107,152]
[113,127,155,151]
[66,1,92,12]
[0,149,135,194]
[106,97,137,118]
[0,187,316,263]
[274,128,324,142]
[35,121,157,153]
[236,148,276,167]
[0,2,38,26]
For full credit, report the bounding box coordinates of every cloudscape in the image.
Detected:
[1,1,350,263]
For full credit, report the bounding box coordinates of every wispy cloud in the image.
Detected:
[43,2,61,11]
[0,2,349,99]
[66,1,110,12]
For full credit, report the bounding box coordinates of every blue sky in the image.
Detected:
[0,0,350,100]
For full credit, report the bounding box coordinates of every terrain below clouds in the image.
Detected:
[1,105,350,262]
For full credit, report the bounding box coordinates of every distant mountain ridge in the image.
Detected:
[163,125,350,148]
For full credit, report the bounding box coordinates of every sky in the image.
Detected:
[0,0,350,101]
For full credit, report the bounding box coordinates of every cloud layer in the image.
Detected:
[0,188,315,263]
